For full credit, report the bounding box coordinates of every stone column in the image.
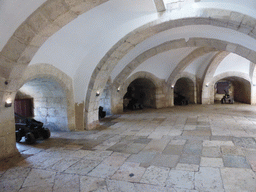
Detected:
[111,88,123,114]
[0,91,18,160]
[251,84,256,104]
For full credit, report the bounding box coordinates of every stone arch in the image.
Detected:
[1,4,256,131]
[201,51,230,104]
[2,3,256,159]
[0,0,108,111]
[113,46,216,89]
[207,72,251,104]
[86,12,256,128]
[19,63,76,131]
[87,35,256,128]
[111,72,166,114]
[172,72,197,104]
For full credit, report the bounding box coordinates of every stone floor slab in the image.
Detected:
[175,163,199,172]
[203,140,234,147]
[126,151,157,164]
[151,154,179,168]
[80,176,108,192]
[111,162,146,182]
[169,139,187,145]
[221,146,245,156]
[166,170,195,190]
[106,179,136,192]
[221,167,256,192]
[183,141,202,156]
[140,165,170,186]
[179,154,200,165]
[195,167,224,192]
[48,157,79,172]
[233,137,256,148]
[223,155,250,168]
[142,138,171,153]
[162,145,184,155]
[53,173,80,192]
[200,157,224,168]
[64,159,102,175]
[122,143,146,154]
[202,146,221,157]
[0,167,31,180]
[0,178,25,192]
[87,163,120,178]
[22,169,56,188]
[135,183,168,192]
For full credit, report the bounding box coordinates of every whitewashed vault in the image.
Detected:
[1,0,256,159]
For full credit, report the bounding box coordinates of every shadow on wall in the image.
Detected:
[15,78,69,132]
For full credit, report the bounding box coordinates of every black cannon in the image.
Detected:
[174,92,189,105]
[221,90,234,104]
[127,97,143,110]
[15,113,50,144]
[99,106,106,119]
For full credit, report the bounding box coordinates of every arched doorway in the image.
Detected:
[174,77,195,105]
[123,78,156,110]
[214,77,251,104]
[16,78,69,132]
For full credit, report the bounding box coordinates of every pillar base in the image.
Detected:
[86,120,100,130]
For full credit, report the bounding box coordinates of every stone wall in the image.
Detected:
[0,106,18,160]
[99,78,112,116]
[233,81,251,104]
[34,97,68,131]
[17,78,69,132]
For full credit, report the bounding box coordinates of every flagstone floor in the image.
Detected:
[1,104,256,192]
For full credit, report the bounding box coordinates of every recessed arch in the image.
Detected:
[207,72,251,104]
[19,63,76,131]
[172,72,197,105]
[112,38,254,110]
[111,71,165,114]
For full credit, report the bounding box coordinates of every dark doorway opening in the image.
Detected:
[123,78,156,111]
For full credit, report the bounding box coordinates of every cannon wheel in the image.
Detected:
[43,128,51,139]
[25,132,36,144]
[15,130,22,142]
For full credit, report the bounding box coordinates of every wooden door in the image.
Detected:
[14,99,33,117]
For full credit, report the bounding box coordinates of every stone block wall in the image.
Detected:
[99,79,112,116]
[33,96,68,131]
[233,82,251,104]
[0,106,18,160]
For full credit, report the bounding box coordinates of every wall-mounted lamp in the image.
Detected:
[5,99,12,107]
[206,84,209,87]
[117,87,120,92]
[171,85,174,89]
[96,91,100,96]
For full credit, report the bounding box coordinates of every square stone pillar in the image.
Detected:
[0,106,18,160]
